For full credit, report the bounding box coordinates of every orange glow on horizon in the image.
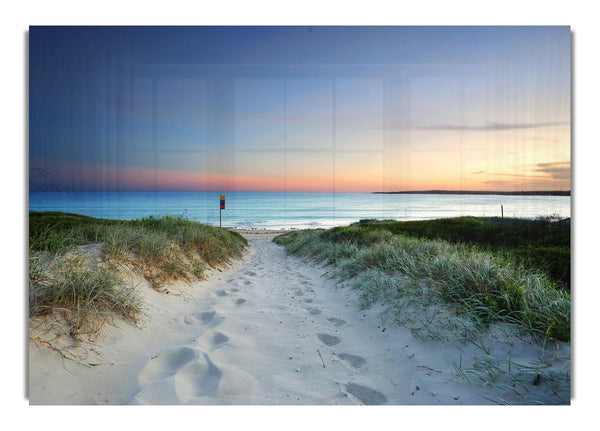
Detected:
[37,160,570,193]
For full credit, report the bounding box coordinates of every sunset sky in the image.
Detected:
[29,26,571,193]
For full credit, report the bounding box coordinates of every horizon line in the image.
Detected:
[30,189,571,196]
[373,190,571,196]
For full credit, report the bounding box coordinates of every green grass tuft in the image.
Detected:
[349,217,571,289]
[29,250,142,337]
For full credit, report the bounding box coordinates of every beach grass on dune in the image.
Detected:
[274,217,570,342]
[336,217,571,289]
[29,211,248,336]
[29,251,143,337]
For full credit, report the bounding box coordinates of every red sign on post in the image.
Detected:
[219,195,225,228]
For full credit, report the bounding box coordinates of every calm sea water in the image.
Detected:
[28,192,571,229]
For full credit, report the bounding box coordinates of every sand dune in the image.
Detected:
[28,231,570,405]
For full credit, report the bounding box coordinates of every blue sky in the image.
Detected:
[29,26,570,192]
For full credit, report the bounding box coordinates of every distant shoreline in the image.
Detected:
[372,190,570,196]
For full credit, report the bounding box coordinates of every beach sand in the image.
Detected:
[28,230,570,405]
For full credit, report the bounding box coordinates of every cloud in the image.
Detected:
[416,121,569,131]
[533,161,571,180]
[488,172,546,179]
[479,161,571,190]
[486,164,570,181]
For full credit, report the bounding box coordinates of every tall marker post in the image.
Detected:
[220,194,225,227]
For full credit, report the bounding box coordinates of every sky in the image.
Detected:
[28,26,571,193]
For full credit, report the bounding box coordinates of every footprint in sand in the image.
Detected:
[300,280,311,286]
[304,298,314,303]
[184,310,221,328]
[294,290,304,296]
[138,347,199,385]
[243,280,252,285]
[230,287,240,292]
[244,270,257,277]
[344,383,387,405]
[317,333,341,346]
[216,289,228,297]
[211,332,230,348]
[234,298,247,305]
[308,308,322,315]
[174,353,223,399]
[196,331,230,351]
[337,353,367,369]
[327,317,346,327]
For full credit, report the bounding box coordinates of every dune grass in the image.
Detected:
[274,217,570,342]
[29,250,142,338]
[346,217,571,290]
[29,211,248,337]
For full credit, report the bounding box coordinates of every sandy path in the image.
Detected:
[28,231,569,405]
[133,231,422,405]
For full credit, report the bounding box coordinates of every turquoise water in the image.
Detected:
[28,192,571,229]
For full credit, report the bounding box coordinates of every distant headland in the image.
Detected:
[372,190,570,196]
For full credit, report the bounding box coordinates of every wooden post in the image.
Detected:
[501,205,504,218]
[220,195,225,228]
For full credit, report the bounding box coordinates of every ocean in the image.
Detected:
[28,192,571,230]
